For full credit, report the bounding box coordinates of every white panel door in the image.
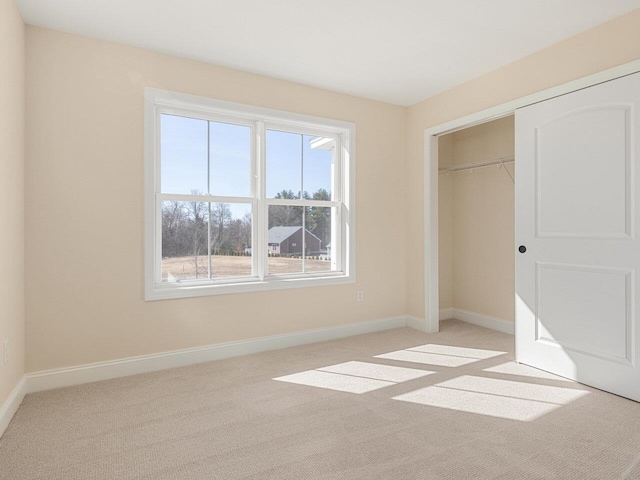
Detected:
[515,72,640,401]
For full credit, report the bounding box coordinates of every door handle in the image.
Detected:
[519,245,527,253]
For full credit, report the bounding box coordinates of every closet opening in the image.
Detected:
[437,115,516,336]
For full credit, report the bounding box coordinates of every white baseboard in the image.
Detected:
[439,308,454,321]
[1,311,512,434]
[406,315,426,331]
[440,308,514,335]
[0,376,27,438]
[406,315,440,333]
[26,315,411,394]
[1,313,454,431]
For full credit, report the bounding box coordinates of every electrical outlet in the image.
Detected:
[3,340,8,365]
[357,290,364,302]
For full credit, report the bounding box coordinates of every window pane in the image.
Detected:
[266,130,302,199]
[210,203,253,278]
[304,135,334,201]
[161,114,208,195]
[161,200,209,282]
[304,206,335,273]
[210,122,251,197]
[268,205,303,274]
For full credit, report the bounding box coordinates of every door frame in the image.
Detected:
[422,59,640,334]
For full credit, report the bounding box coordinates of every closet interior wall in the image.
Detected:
[438,116,515,323]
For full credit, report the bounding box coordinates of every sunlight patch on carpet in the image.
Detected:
[318,361,434,382]
[273,370,394,394]
[406,344,507,360]
[393,375,589,421]
[483,362,573,381]
[375,350,479,367]
[375,344,506,367]
[274,361,434,393]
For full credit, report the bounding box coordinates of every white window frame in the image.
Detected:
[144,88,356,300]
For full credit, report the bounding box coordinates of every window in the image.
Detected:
[145,89,355,300]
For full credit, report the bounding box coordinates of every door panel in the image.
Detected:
[536,106,630,237]
[536,263,631,363]
[516,72,640,401]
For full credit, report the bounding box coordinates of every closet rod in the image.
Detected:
[438,155,514,174]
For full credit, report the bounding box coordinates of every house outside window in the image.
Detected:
[145,89,355,300]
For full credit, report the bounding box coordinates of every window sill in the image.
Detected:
[145,273,355,301]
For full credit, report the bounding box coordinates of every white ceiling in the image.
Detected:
[17,0,640,106]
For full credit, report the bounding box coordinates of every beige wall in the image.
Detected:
[18,8,640,375]
[0,0,25,405]
[439,117,515,321]
[24,27,407,372]
[406,8,640,319]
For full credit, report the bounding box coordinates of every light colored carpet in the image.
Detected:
[1,319,639,479]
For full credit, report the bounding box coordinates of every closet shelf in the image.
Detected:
[438,155,514,174]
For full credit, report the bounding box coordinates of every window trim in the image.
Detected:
[144,88,356,300]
